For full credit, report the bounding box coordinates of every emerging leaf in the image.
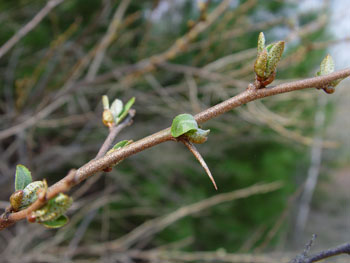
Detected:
[254,49,268,78]
[9,190,24,211]
[20,180,46,208]
[186,128,210,144]
[112,140,133,150]
[102,95,109,110]
[266,41,285,76]
[15,164,32,191]
[41,215,69,229]
[257,32,265,53]
[102,109,114,127]
[171,114,199,137]
[117,97,135,124]
[319,54,334,75]
[265,43,274,52]
[31,193,72,223]
[317,55,344,93]
[107,140,133,155]
[105,140,133,170]
[110,99,123,119]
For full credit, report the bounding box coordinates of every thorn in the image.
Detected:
[181,139,218,190]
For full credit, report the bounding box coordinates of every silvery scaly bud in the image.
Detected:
[254,32,285,87]
[266,41,285,76]
[316,55,343,94]
[254,49,268,79]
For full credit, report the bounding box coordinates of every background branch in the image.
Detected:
[0,0,65,59]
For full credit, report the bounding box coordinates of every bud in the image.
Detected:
[257,32,265,53]
[186,128,210,144]
[266,41,285,76]
[102,95,109,110]
[254,49,267,79]
[102,109,114,127]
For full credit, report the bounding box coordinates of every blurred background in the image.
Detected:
[0,0,350,262]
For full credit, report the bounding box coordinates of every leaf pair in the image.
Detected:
[171,114,217,189]
[102,95,135,127]
[28,193,72,228]
[12,164,71,228]
[254,32,285,86]
[316,55,344,94]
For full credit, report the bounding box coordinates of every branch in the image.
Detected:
[0,0,65,59]
[307,243,350,263]
[290,241,350,263]
[1,68,349,230]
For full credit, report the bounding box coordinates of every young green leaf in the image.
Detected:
[317,55,344,92]
[15,164,32,191]
[266,41,285,76]
[254,49,268,78]
[105,140,133,170]
[112,140,133,150]
[41,215,69,228]
[117,97,135,124]
[186,128,210,144]
[265,43,274,52]
[319,54,334,75]
[257,32,265,53]
[110,99,123,119]
[171,114,199,137]
[102,95,109,110]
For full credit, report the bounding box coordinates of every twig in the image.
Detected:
[0,68,349,230]
[0,0,65,59]
[306,243,350,263]
[128,249,287,263]
[86,0,130,81]
[96,109,135,158]
[290,238,350,263]
[73,110,135,199]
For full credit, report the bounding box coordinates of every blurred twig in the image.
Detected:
[0,0,65,59]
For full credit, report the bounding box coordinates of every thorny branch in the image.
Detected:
[0,68,349,231]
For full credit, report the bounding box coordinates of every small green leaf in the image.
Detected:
[112,140,133,150]
[319,54,334,75]
[15,165,32,191]
[110,99,123,120]
[265,43,274,52]
[171,114,199,137]
[331,78,343,87]
[257,32,265,53]
[102,95,109,110]
[41,215,69,229]
[317,55,344,91]
[266,41,285,76]
[117,97,135,124]
[254,49,268,78]
[107,140,133,155]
